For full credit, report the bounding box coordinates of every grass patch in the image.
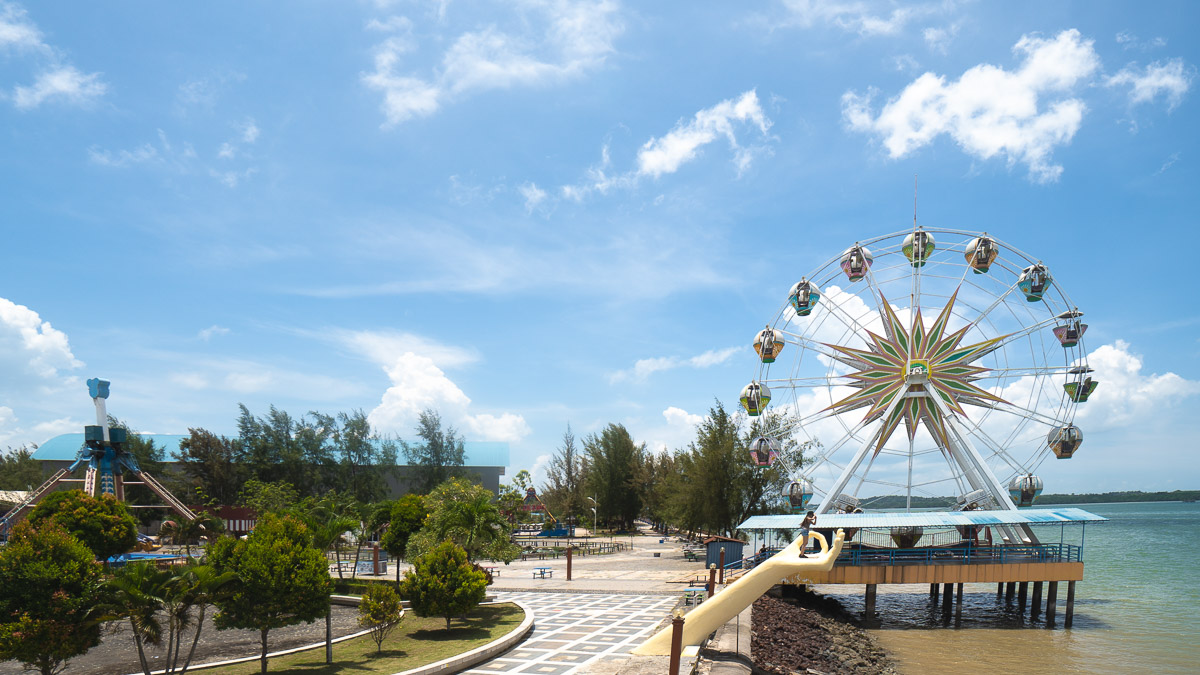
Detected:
[198,603,524,674]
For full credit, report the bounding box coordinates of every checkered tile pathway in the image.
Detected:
[465,592,676,674]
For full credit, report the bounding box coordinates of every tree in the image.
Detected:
[398,541,487,630]
[357,583,403,653]
[541,425,589,525]
[294,493,361,580]
[406,478,518,563]
[209,514,332,674]
[174,563,236,675]
[0,445,44,492]
[403,409,465,494]
[176,428,247,505]
[0,521,104,675]
[106,561,235,675]
[237,479,299,516]
[159,512,226,557]
[380,494,428,583]
[237,405,330,498]
[333,410,399,503]
[105,562,172,675]
[28,490,137,562]
[584,424,644,530]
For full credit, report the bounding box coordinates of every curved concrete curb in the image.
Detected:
[128,597,529,675]
[392,599,534,675]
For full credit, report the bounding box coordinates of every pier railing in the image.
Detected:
[834,542,1082,566]
[725,543,1081,574]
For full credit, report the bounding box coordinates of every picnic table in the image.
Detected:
[683,587,706,606]
[482,565,500,577]
[533,566,553,579]
[683,548,703,562]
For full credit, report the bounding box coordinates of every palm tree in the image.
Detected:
[105,562,171,675]
[431,491,512,562]
[174,563,235,674]
[160,514,225,557]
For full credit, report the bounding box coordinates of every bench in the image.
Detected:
[483,566,500,577]
[533,567,553,579]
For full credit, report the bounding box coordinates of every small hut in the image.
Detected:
[703,535,747,568]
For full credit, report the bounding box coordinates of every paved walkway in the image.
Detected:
[465,592,676,674]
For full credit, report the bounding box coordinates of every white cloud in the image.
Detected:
[527,452,553,488]
[1107,59,1193,110]
[519,182,548,212]
[892,54,919,72]
[217,142,235,159]
[638,406,704,455]
[779,0,947,37]
[198,325,230,341]
[332,328,480,370]
[843,29,1100,183]
[367,352,530,442]
[0,297,85,448]
[89,143,159,168]
[0,297,83,380]
[13,65,106,109]
[209,167,257,188]
[637,90,773,178]
[362,0,622,126]
[922,24,958,54]
[240,118,260,143]
[558,91,774,203]
[1115,31,1167,51]
[610,346,740,384]
[1072,340,1200,430]
[0,2,46,51]
[169,372,209,390]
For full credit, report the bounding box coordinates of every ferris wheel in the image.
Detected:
[741,227,1095,515]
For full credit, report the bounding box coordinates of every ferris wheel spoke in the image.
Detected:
[774,330,849,361]
[960,418,1034,475]
[993,401,1068,428]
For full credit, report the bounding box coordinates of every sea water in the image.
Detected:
[818,502,1200,674]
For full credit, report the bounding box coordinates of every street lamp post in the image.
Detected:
[586,496,598,538]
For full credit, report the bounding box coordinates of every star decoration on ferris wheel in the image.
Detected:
[823,288,1009,453]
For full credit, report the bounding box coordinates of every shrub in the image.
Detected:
[357,584,403,654]
[398,540,487,630]
[28,490,137,561]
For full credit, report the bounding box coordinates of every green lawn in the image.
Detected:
[199,603,525,674]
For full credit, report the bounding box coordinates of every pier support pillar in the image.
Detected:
[1005,582,1015,603]
[996,583,1003,600]
[955,583,963,623]
[864,584,877,624]
[1018,582,1028,609]
[1046,581,1059,626]
[1065,581,1076,628]
[1031,582,1043,619]
[932,583,940,599]
[942,583,953,609]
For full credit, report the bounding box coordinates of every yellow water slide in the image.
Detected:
[633,528,846,655]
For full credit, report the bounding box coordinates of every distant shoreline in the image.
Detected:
[861,490,1199,509]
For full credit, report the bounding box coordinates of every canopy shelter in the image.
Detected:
[738,507,1106,531]
[738,507,1106,560]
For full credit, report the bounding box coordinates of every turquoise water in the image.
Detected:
[823,502,1200,674]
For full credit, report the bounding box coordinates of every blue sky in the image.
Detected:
[1,1,1197,496]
